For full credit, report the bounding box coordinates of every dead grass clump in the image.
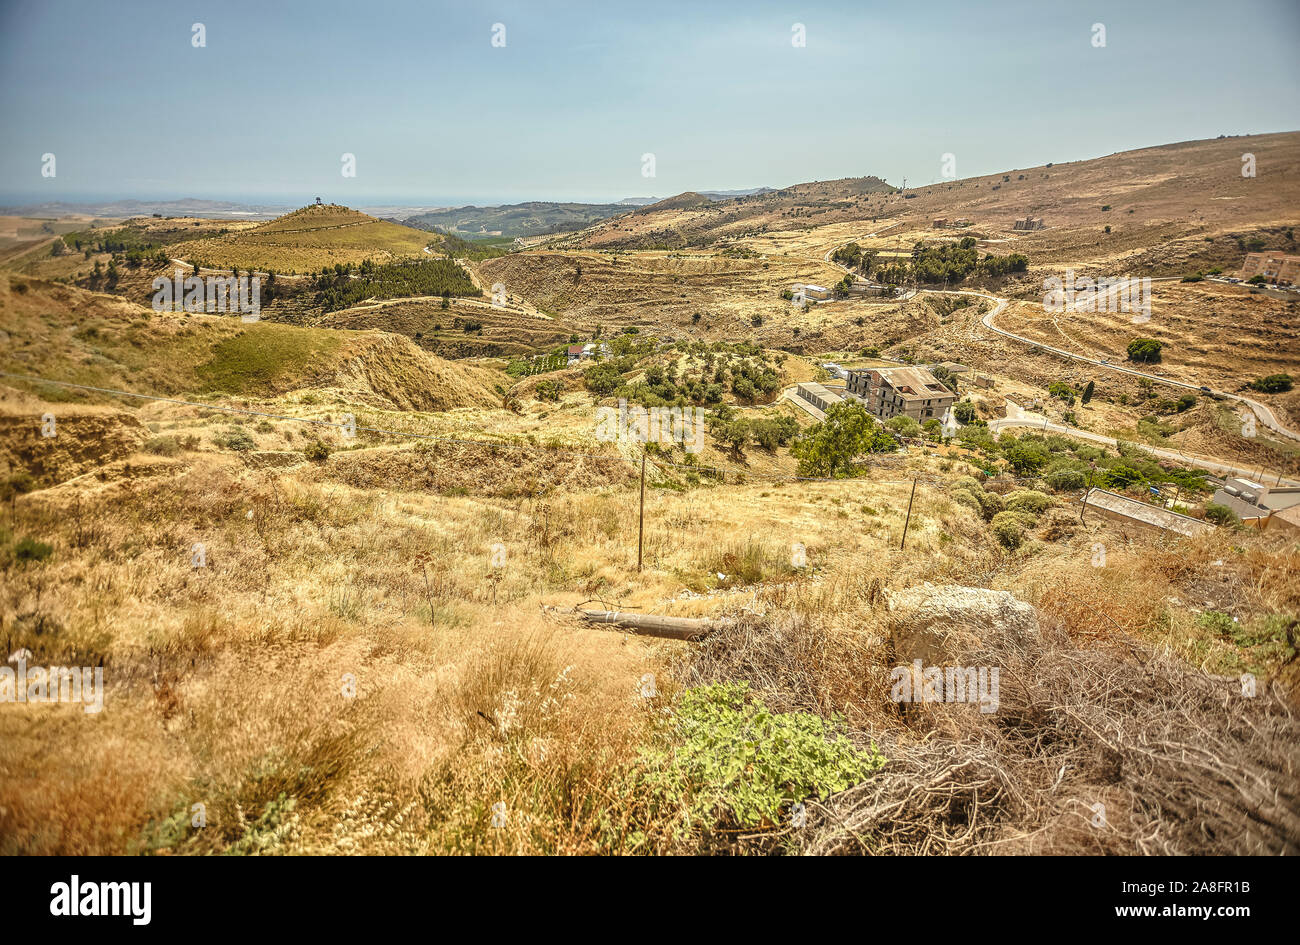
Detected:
[675,614,892,731]
[791,624,1300,855]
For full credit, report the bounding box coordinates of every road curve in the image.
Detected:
[978,299,1299,442]
[990,403,1300,486]
[823,233,1296,441]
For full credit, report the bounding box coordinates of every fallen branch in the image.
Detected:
[553,607,726,641]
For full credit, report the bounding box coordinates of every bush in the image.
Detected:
[950,478,1005,521]
[303,440,331,462]
[583,362,622,396]
[220,427,256,452]
[885,415,921,437]
[1048,381,1076,405]
[1204,502,1241,527]
[952,400,977,423]
[15,537,54,563]
[143,435,181,457]
[990,512,1027,549]
[1000,437,1051,475]
[1045,468,1087,492]
[1004,489,1052,517]
[1249,374,1293,394]
[1126,338,1163,363]
[535,378,563,402]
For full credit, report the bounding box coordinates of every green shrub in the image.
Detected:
[1204,502,1241,527]
[950,479,1004,520]
[15,537,54,563]
[1045,468,1087,492]
[303,440,331,462]
[1004,489,1052,517]
[1126,338,1163,363]
[952,400,977,423]
[535,378,563,402]
[143,435,181,457]
[220,427,256,452]
[639,682,886,829]
[1047,382,1075,404]
[989,512,1027,549]
[1249,374,1293,394]
[583,362,622,396]
[886,416,921,437]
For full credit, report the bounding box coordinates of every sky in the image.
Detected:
[2,0,1298,207]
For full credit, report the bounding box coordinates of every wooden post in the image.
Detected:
[637,452,646,572]
[899,477,918,550]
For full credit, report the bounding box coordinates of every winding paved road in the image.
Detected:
[820,235,1300,483]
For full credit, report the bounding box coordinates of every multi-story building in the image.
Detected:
[1238,252,1300,286]
[844,366,956,421]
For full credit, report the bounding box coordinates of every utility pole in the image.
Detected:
[637,453,647,572]
[899,478,918,550]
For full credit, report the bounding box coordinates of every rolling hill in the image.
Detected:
[0,276,502,412]
[403,201,631,240]
[172,204,439,273]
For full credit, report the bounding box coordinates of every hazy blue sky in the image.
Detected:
[2,0,1298,206]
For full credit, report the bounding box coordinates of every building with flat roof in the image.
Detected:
[1238,252,1300,286]
[1080,489,1214,538]
[1209,477,1300,529]
[795,381,843,414]
[844,366,956,421]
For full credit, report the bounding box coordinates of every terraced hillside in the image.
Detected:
[566,177,896,250]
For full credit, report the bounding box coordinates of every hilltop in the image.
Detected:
[171,204,439,273]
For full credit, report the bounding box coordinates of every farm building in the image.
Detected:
[1080,489,1213,538]
[795,382,843,413]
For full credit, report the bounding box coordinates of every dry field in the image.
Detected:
[479,247,849,337]
[3,133,1300,856]
[2,378,1298,854]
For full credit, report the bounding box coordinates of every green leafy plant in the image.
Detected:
[640,682,885,829]
[15,537,54,563]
